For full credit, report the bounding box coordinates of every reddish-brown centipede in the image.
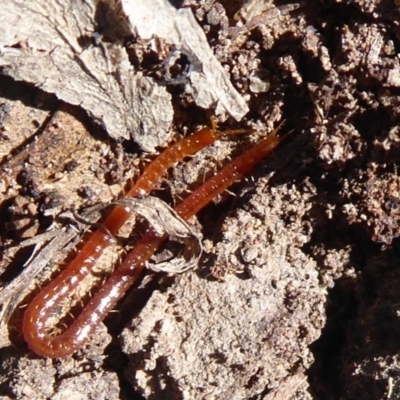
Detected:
[22,126,280,357]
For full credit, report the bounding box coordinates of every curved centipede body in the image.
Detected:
[22,128,280,357]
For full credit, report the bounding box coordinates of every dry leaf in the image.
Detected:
[0,0,249,151]
[0,0,173,151]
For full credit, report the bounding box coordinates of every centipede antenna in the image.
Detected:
[269,119,285,137]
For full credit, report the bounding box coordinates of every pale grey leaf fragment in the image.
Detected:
[0,226,80,327]
[110,196,203,273]
[67,195,203,273]
[0,0,173,151]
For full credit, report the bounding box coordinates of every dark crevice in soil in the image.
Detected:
[102,346,144,400]
[308,276,359,399]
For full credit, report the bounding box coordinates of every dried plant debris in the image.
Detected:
[0,1,161,148]
[92,196,203,273]
[0,0,173,151]
[0,224,84,328]
[0,0,249,151]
